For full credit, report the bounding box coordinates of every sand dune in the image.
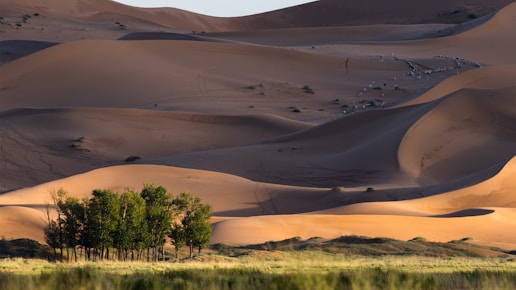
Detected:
[314,156,516,216]
[0,164,347,242]
[399,86,516,182]
[401,65,516,106]
[1,0,515,250]
[1,0,512,43]
[298,2,516,66]
[211,208,516,247]
[0,40,349,116]
[0,107,309,188]
[1,39,461,123]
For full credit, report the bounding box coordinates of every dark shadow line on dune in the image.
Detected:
[0,40,59,65]
[431,208,495,218]
[118,32,227,43]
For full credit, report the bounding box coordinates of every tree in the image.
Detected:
[116,190,147,261]
[58,196,85,262]
[191,203,212,255]
[169,221,186,261]
[173,192,212,259]
[50,188,68,260]
[87,189,120,260]
[44,205,61,260]
[42,185,212,262]
[141,184,173,261]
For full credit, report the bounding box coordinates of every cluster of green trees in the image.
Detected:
[44,184,212,262]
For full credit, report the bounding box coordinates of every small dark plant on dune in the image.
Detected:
[125,156,141,162]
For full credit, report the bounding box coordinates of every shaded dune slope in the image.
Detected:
[0,107,308,188]
[162,104,432,187]
[237,0,514,29]
[1,0,511,35]
[161,70,516,188]
[303,2,516,66]
[0,40,349,113]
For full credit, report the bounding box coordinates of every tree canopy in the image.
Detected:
[44,185,212,262]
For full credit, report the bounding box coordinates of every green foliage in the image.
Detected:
[58,196,85,262]
[141,184,173,261]
[115,190,148,260]
[172,192,212,258]
[88,189,120,260]
[43,185,210,262]
[43,220,60,258]
[169,222,186,261]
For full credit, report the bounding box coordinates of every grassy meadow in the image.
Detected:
[2,251,516,290]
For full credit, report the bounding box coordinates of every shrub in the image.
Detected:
[302,85,314,94]
[332,186,344,192]
[410,236,427,242]
[125,156,141,162]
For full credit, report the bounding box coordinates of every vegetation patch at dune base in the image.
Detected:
[1,255,516,290]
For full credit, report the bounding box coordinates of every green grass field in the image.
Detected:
[2,252,516,290]
[2,236,516,289]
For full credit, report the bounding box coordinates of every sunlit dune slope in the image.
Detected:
[0,164,348,242]
[211,208,516,247]
[398,86,516,181]
[400,65,516,106]
[211,156,516,246]
[315,155,516,216]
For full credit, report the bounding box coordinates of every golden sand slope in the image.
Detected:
[211,156,516,246]
[399,86,516,182]
[0,165,344,242]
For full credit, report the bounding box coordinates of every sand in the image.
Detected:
[0,0,515,250]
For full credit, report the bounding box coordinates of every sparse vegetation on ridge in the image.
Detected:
[2,235,515,289]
